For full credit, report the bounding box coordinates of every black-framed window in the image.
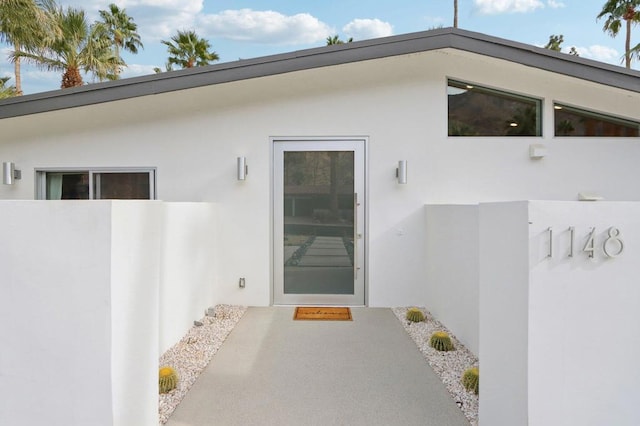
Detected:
[554,104,639,137]
[448,79,542,136]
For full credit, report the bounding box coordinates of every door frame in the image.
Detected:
[271,137,368,306]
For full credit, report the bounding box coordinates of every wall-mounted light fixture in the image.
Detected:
[2,162,21,185]
[578,193,603,201]
[396,160,407,184]
[237,157,248,181]
[529,144,547,159]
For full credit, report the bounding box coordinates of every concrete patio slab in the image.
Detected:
[165,307,469,426]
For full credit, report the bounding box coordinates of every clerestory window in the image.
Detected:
[36,168,156,200]
[448,79,542,137]
[554,104,639,137]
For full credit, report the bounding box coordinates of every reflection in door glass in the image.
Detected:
[283,151,355,294]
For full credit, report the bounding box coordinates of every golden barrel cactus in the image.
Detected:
[405,307,425,322]
[159,366,178,394]
[429,331,455,351]
[462,367,479,394]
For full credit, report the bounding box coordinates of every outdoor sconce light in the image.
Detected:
[2,162,21,185]
[396,160,407,184]
[237,157,248,181]
[529,144,547,159]
[578,193,603,201]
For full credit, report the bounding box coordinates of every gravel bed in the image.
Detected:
[392,307,479,425]
[158,304,247,425]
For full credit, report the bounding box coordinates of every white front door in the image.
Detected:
[273,139,366,305]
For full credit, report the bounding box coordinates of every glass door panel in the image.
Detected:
[274,140,365,305]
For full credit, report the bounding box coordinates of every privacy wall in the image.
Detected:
[425,204,479,355]
[479,201,640,426]
[0,201,217,426]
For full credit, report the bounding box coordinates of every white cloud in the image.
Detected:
[474,0,544,14]
[20,68,62,94]
[120,63,158,79]
[1,70,13,81]
[575,45,621,64]
[342,19,393,41]
[64,0,203,15]
[197,9,333,45]
[547,0,565,8]
[58,1,202,41]
[138,11,202,41]
[423,16,447,29]
[0,46,12,63]
[117,0,203,15]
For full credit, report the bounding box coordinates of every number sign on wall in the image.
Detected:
[546,226,624,259]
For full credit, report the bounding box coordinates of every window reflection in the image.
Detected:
[43,170,153,200]
[448,80,542,136]
[283,151,355,295]
[554,104,639,137]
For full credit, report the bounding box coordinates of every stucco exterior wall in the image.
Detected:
[425,204,479,355]
[0,201,115,425]
[0,201,217,426]
[479,201,530,425]
[0,49,638,307]
[159,202,218,353]
[479,201,640,426]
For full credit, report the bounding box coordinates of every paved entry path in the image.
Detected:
[297,236,352,267]
[165,307,470,426]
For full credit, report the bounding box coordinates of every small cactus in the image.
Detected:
[406,307,425,322]
[429,331,455,351]
[159,366,178,394]
[462,367,479,394]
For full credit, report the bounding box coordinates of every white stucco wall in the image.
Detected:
[479,201,640,426]
[0,201,218,425]
[0,201,114,426]
[0,49,638,307]
[478,201,530,426]
[111,201,162,426]
[527,201,640,426]
[159,202,218,353]
[425,204,479,356]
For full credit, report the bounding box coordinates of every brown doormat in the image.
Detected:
[293,307,352,321]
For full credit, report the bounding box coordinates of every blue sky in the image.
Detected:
[1,0,637,95]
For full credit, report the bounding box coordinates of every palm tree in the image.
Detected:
[544,34,565,51]
[454,0,459,28]
[544,34,580,56]
[0,0,59,95]
[15,6,120,88]
[0,76,17,98]
[597,0,640,68]
[153,61,174,74]
[631,40,640,59]
[161,30,219,69]
[97,3,142,76]
[326,35,353,45]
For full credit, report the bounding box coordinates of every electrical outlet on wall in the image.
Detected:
[239,277,246,288]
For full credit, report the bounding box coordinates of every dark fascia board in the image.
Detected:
[0,27,638,120]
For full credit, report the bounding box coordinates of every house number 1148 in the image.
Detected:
[546,226,624,259]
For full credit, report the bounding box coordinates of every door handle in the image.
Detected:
[354,193,360,279]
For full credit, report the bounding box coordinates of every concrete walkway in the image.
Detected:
[165,307,469,426]
[298,236,352,267]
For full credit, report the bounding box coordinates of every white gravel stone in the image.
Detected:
[392,307,479,426]
[158,305,247,425]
